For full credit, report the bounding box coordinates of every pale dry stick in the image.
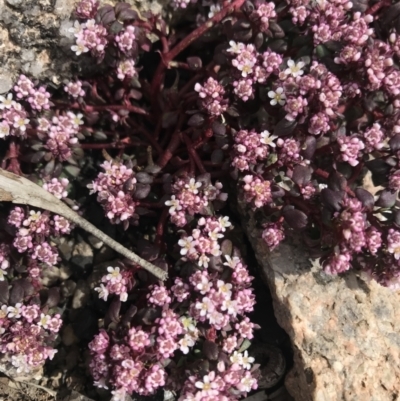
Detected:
[0,169,168,281]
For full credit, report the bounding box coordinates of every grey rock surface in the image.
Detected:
[238,196,400,401]
[0,0,170,93]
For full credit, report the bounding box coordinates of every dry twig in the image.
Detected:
[0,169,167,281]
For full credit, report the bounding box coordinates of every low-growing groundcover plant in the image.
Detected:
[1,0,400,399]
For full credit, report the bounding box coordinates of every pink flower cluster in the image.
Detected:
[8,207,71,268]
[64,80,85,98]
[75,0,99,18]
[194,77,228,116]
[262,223,285,251]
[231,129,276,171]
[178,216,232,268]
[89,307,187,398]
[165,176,227,227]
[249,2,277,32]
[43,177,69,199]
[37,113,82,161]
[227,41,282,102]
[0,302,61,374]
[324,198,382,274]
[90,204,258,400]
[242,175,272,209]
[89,160,138,225]
[71,19,108,57]
[95,266,134,302]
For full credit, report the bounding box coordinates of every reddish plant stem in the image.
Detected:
[150,0,246,98]
[347,162,364,186]
[55,101,149,116]
[366,0,390,15]
[79,143,135,150]
[157,130,181,169]
[183,133,206,174]
[155,207,169,249]
[4,141,21,175]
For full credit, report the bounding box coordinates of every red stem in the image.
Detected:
[157,130,181,168]
[55,101,149,116]
[183,133,206,174]
[150,0,246,98]
[155,207,169,249]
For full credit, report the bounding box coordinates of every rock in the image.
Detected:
[40,265,60,286]
[60,279,77,298]
[238,197,400,401]
[93,244,116,265]
[71,237,94,269]
[62,390,95,401]
[62,324,79,346]
[0,0,169,91]
[72,279,90,309]
[66,345,80,370]
[87,235,103,250]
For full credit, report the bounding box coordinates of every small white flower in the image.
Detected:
[68,20,84,37]
[223,255,241,269]
[13,116,29,132]
[230,351,243,365]
[185,178,202,194]
[221,298,238,315]
[195,297,214,317]
[38,313,51,329]
[198,254,210,268]
[0,305,8,319]
[218,216,232,232]
[7,303,22,318]
[68,112,84,127]
[268,87,286,106]
[260,130,278,148]
[84,19,97,30]
[95,284,109,301]
[0,121,10,138]
[0,93,15,109]
[180,315,196,333]
[178,236,196,256]
[165,195,182,214]
[208,3,221,18]
[179,334,195,354]
[217,280,232,296]
[71,40,89,56]
[241,350,255,369]
[284,59,305,78]
[106,266,122,283]
[227,40,245,54]
[196,275,212,294]
[208,230,224,241]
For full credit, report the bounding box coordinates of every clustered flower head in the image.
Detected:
[95,266,134,302]
[165,175,227,227]
[0,243,62,374]
[0,296,61,374]
[91,218,258,400]
[4,0,400,398]
[89,160,138,226]
[37,112,82,161]
[8,207,70,268]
